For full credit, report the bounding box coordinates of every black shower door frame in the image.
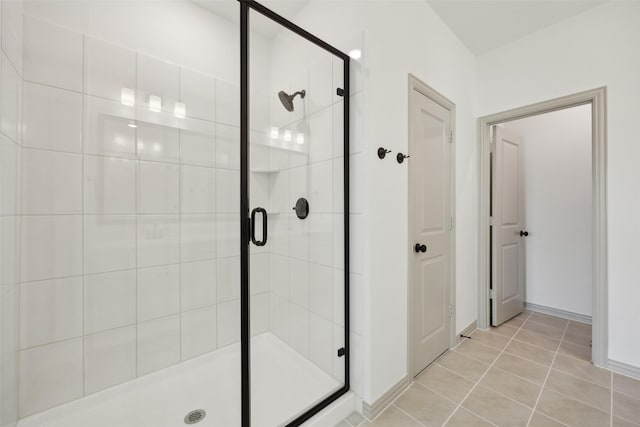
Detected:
[239,1,351,426]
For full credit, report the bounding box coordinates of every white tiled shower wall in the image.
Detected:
[1,0,23,425]
[10,11,274,418]
[265,29,365,394]
[0,1,365,423]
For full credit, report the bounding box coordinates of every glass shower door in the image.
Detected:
[243,3,349,426]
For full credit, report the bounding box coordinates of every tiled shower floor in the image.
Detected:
[352,311,640,427]
[18,333,340,427]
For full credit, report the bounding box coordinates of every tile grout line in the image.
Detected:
[440,311,534,426]
[525,316,570,426]
[412,380,499,427]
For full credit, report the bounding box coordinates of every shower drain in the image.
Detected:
[184,409,206,424]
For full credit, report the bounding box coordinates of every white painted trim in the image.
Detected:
[477,87,608,367]
[361,375,410,420]
[524,302,592,324]
[407,74,457,379]
[607,359,640,382]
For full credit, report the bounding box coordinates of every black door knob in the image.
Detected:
[415,243,427,253]
[520,230,529,237]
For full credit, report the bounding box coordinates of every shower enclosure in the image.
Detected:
[0,0,349,426]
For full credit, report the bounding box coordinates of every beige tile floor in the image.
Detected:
[336,310,640,427]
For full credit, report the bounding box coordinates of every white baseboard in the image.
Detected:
[456,321,477,344]
[607,359,640,381]
[525,302,592,324]
[362,375,411,420]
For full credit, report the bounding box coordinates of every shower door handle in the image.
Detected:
[250,207,267,246]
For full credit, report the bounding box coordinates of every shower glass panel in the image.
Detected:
[245,4,349,425]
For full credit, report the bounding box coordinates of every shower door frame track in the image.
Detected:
[239,1,351,426]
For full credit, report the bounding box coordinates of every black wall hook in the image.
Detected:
[378,147,391,159]
[397,153,410,163]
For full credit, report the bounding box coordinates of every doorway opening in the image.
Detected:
[477,88,607,367]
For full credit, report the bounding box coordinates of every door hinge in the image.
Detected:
[336,88,345,97]
[449,217,453,231]
[337,347,346,357]
[490,288,496,299]
[449,131,453,143]
[449,304,454,318]
[489,216,494,226]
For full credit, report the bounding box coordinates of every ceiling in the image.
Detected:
[427,0,606,54]
[194,0,310,38]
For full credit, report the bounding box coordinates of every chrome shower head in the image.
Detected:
[278,90,305,112]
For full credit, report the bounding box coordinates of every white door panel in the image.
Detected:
[491,127,525,326]
[410,88,452,376]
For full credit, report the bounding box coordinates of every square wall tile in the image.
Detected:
[136,54,179,114]
[332,100,344,158]
[22,149,82,214]
[270,169,290,216]
[180,213,216,262]
[333,269,345,327]
[180,68,215,122]
[137,264,180,322]
[22,82,83,153]
[215,124,240,170]
[84,270,136,334]
[290,214,309,262]
[0,216,18,285]
[1,285,19,357]
[333,324,345,382]
[0,345,19,425]
[21,215,82,282]
[84,95,136,159]
[309,160,333,214]
[138,161,179,214]
[270,214,290,257]
[290,305,309,357]
[309,263,333,321]
[0,136,18,216]
[181,305,217,360]
[180,122,215,167]
[215,80,239,127]
[19,338,83,417]
[84,155,136,214]
[181,259,216,311]
[216,214,239,258]
[23,16,83,92]
[182,165,215,213]
[308,106,333,163]
[309,313,333,375]
[84,326,136,394]
[215,169,239,214]
[84,215,136,274]
[290,258,309,309]
[332,213,345,271]
[217,256,240,303]
[85,37,136,102]
[307,54,333,115]
[271,254,290,299]
[1,54,20,142]
[137,122,179,163]
[137,215,179,268]
[332,158,344,215]
[309,214,333,267]
[217,300,240,348]
[250,253,270,295]
[272,294,290,343]
[137,315,180,376]
[250,293,270,336]
[1,0,23,74]
[20,277,82,349]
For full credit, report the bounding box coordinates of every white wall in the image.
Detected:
[503,105,592,316]
[477,1,640,367]
[290,0,478,403]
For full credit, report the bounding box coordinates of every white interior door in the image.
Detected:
[491,126,525,326]
[410,87,452,377]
